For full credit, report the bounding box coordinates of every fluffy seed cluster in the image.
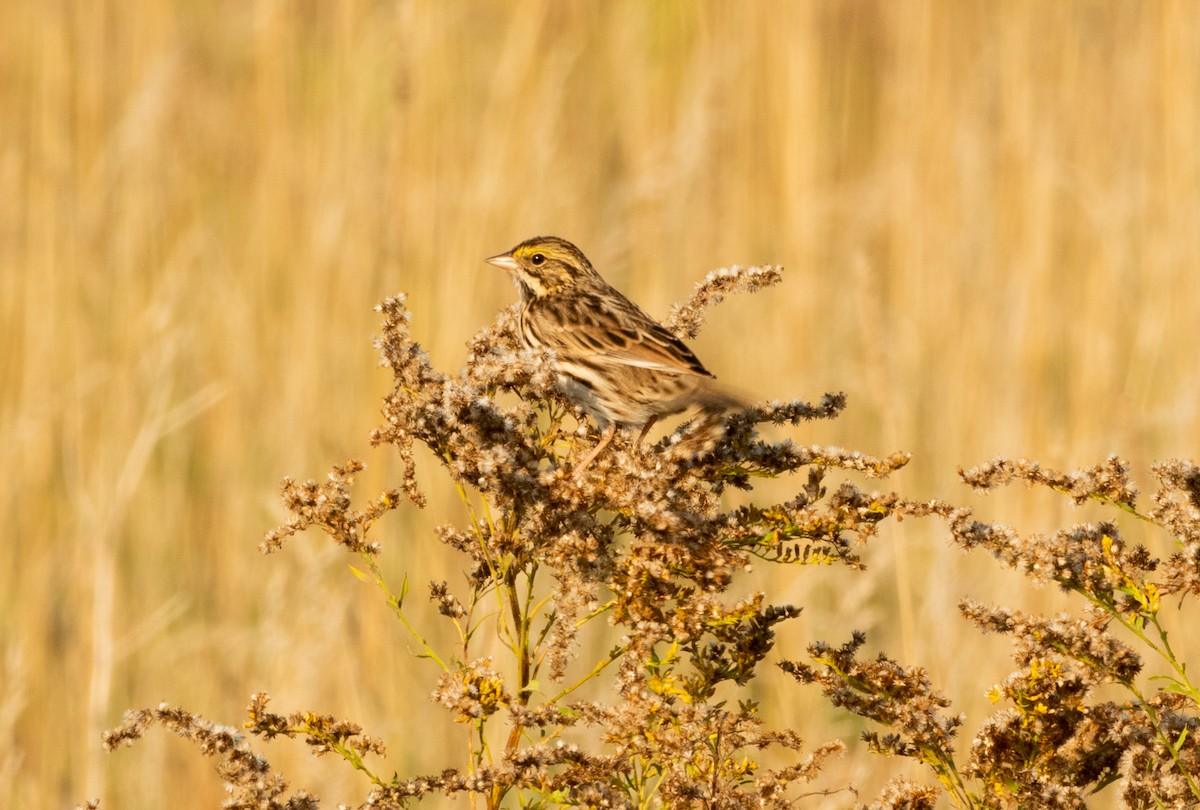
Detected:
[666,264,785,339]
[432,658,511,722]
[782,631,964,762]
[101,699,320,810]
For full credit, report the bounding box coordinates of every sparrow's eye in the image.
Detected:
[530,253,545,265]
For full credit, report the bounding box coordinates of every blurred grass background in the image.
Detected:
[3,1,1199,807]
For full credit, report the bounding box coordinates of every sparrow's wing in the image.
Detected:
[527,288,714,378]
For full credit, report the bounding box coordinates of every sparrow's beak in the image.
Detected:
[485,252,519,272]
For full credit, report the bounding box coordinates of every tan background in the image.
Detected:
[3,2,1199,807]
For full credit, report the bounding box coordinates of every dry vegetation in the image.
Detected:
[3,2,1200,808]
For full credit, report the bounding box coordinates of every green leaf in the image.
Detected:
[1170,727,1189,756]
[1149,674,1190,695]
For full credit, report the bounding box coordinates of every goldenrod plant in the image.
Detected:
[98,268,924,808]
[95,278,1200,808]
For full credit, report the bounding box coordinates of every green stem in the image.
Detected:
[1084,590,1199,702]
[295,724,384,787]
[360,553,447,671]
[545,644,628,704]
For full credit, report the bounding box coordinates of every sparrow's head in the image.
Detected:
[485,236,597,298]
